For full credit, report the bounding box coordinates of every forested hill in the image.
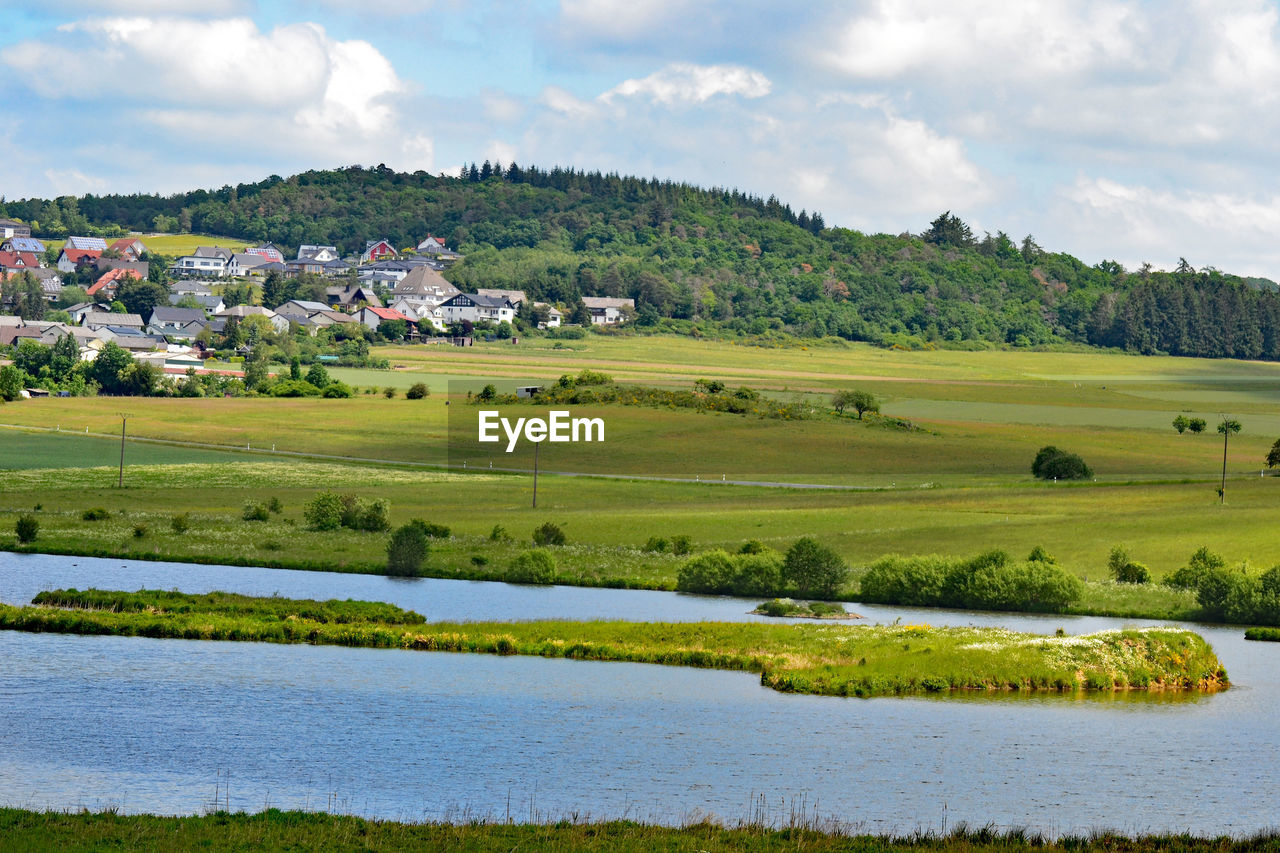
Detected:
[6,164,1280,360]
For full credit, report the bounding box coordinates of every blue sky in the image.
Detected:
[4,1,1280,278]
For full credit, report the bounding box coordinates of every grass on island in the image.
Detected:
[4,810,1278,853]
[0,589,1228,697]
[1244,627,1280,641]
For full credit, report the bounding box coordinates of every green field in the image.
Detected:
[3,336,1280,606]
[44,232,246,258]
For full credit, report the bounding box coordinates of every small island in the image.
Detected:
[753,598,862,620]
[0,589,1229,699]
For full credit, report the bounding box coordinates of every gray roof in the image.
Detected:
[150,306,207,324]
[85,312,144,328]
[194,246,233,259]
[66,236,107,251]
[169,293,222,311]
[444,292,514,309]
[172,279,213,294]
[5,237,44,253]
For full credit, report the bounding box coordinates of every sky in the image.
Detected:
[3,1,1280,277]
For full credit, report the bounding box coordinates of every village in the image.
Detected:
[0,219,635,385]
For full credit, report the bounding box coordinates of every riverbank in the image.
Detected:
[0,589,1228,697]
[2,809,1276,852]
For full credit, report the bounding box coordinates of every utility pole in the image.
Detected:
[1219,415,1241,505]
[117,413,129,488]
[532,439,539,508]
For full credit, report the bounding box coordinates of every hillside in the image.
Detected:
[5,164,1280,359]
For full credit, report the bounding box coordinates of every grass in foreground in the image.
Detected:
[0,590,1228,697]
[3,809,1278,853]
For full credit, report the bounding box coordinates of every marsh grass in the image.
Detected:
[28,589,425,625]
[4,808,1278,852]
[0,591,1227,698]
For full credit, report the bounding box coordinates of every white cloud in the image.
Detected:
[15,0,248,12]
[601,63,771,104]
[1054,177,1280,276]
[558,0,705,41]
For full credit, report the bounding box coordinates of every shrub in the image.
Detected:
[267,497,283,514]
[1165,547,1226,589]
[1172,414,1190,434]
[82,508,110,521]
[739,539,768,554]
[303,491,344,531]
[15,514,38,543]
[386,521,430,577]
[489,524,508,541]
[670,534,693,556]
[532,521,566,546]
[417,522,450,538]
[859,555,950,606]
[383,386,397,398]
[1031,446,1092,480]
[470,555,489,567]
[1107,546,1150,584]
[406,382,429,399]
[676,549,736,594]
[783,538,848,599]
[1027,545,1056,564]
[508,549,557,584]
[643,536,669,553]
[961,560,1083,612]
[731,552,784,597]
[242,502,270,522]
[759,598,802,617]
[322,382,354,398]
[1188,417,1207,433]
[170,513,190,534]
[132,523,148,539]
[342,497,390,532]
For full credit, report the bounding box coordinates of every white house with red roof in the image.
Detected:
[57,247,102,272]
[360,238,397,264]
[87,267,142,300]
[355,305,412,331]
[0,251,40,273]
[108,238,147,260]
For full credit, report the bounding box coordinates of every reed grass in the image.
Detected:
[28,588,425,625]
[0,591,1227,698]
[2,808,1277,852]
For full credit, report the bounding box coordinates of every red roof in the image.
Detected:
[0,251,38,269]
[87,267,141,296]
[365,306,410,321]
[109,238,144,255]
[61,248,102,265]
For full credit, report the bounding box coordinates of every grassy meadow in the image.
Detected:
[3,335,1280,609]
[0,589,1226,696]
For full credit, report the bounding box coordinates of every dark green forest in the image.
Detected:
[5,163,1280,358]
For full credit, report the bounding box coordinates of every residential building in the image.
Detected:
[2,237,45,255]
[65,236,108,252]
[0,251,40,273]
[439,292,517,326]
[245,243,286,263]
[476,288,527,307]
[356,306,413,331]
[148,307,208,335]
[0,219,32,240]
[227,253,271,277]
[297,245,340,263]
[57,248,102,272]
[360,239,397,264]
[86,268,141,300]
[108,238,147,260]
[168,293,225,314]
[325,283,381,310]
[581,296,635,325]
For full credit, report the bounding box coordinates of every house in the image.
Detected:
[297,244,340,263]
[87,267,141,300]
[2,237,45,255]
[65,236,107,252]
[389,297,445,331]
[227,253,270,277]
[581,296,635,325]
[325,283,381,310]
[0,251,40,273]
[172,279,214,296]
[64,302,99,324]
[415,235,463,265]
[477,288,527,308]
[245,243,286,263]
[108,238,147,260]
[100,326,164,351]
[84,312,145,331]
[216,304,289,334]
[275,299,330,320]
[0,326,42,348]
[31,268,63,302]
[0,219,32,240]
[360,238,397,264]
[148,306,207,335]
[168,292,224,314]
[439,292,517,326]
[392,266,458,302]
[535,302,563,329]
[171,247,233,277]
[57,248,101,272]
[356,306,412,331]
[95,259,149,279]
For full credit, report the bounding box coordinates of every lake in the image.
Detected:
[1,551,1275,835]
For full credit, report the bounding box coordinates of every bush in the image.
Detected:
[322,382,354,398]
[1107,546,1150,584]
[82,508,110,521]
[532,521,566,546]
[1164,546,1226,589]
[470,555,489,567]
[170,513,190,534]
[782,538,848,599]
[383,386,397,398]
[339,496,390,532]
[643,536,669,553]
[1027,545,1056,564]
[508,549,557,584]
[1188,417,1207,433]
[961,560,1083,612]
[132,523,148,539]
[1031,446,1092,480]
[759,598,802,617]
[406,382,429,399]
[15,514,38,543]
[417,522,450,538]
[267,497,283,514]
[739,539,768,555]
[670,534,693,556]
[242,502,270,522]
[860,555,950,606]
[489,524,508,541]
[731,552,784,597]
[386,521,430,577]
[858,550,1082,613]
[303,491,344,530]
[676,549,737,594]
